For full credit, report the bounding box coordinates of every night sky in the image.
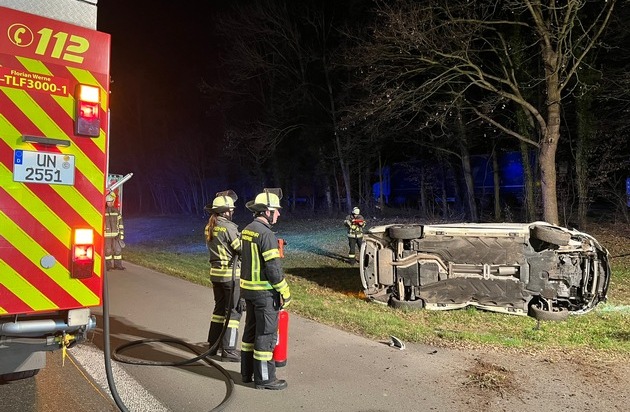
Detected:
[97,0,225,173]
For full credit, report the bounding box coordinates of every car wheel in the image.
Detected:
[529,303,569,321]
[530,225,571,246]
[389,296,425,310]
[0,369,40,383]
[387,225,423,240]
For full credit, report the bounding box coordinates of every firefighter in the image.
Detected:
[240,189,290,390]
[204,190,242,362]
[105,192,125,270]
[344,206,366,263]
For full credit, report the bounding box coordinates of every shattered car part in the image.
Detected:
[359,222,610,320]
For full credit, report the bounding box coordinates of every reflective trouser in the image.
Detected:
[240,291,280,384]
[347,236,363,258]
[105,236,123,267]
[207,280,242,350]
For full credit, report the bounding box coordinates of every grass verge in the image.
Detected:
[123,216,630,359]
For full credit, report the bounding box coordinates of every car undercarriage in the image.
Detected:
[359,222,611,320]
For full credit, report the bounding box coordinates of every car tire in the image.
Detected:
[387,225,423,240]
[389,296,425,310]
[0,369,40,383]
[530,225,571,246]
[529,303,569,321]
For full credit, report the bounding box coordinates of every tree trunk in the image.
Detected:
[540,100,561,225]
[455,111,477,222]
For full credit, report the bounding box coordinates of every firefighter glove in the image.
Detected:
[237,298,246,313]
[280,286,291,308]
[281,293,292,309]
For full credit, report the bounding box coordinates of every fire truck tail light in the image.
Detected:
[74,228,94,244]
[73,244,94,261]
[71,228,95,278]
[75,84,101,137]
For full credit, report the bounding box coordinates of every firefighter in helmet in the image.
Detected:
[240,188,290,390]
[204,190,242,362]
[105,192,125,270]
[344,206,366,263]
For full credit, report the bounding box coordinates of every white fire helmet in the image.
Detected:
[352,207,360,215]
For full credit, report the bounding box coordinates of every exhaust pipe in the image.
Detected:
[0,316,96,337]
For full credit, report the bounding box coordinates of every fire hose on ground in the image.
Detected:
[101,258,238,412]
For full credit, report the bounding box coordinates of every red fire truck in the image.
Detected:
[0,0,111,380]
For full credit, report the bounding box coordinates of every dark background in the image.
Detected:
[95,0,630,223]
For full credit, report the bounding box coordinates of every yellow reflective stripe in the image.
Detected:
[228,320,240,328]
[251,243,260,281]
[0,307,7,315]
[240,279,273,290]
[210,267,240,277]
[218,245,229,266]
[262,248,280,261]
[211,314,226,323]
[254,350,273,361]
[0,259,56,311]
[0,212,99,306]
[272,279,289,294]
[231,237,241,250]
[242,342,254,352]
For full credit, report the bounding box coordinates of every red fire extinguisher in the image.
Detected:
[274,309,289,367]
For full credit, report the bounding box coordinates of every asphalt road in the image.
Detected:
[4,262,629,411]
[1,262,471,412]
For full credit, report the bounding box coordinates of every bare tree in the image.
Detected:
[342,0,617,224]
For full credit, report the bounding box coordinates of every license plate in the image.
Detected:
[13,150,75,185]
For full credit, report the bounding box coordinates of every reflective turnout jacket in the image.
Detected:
[344,213,366,238]
[240,218,288,296]
[205,216,241,283]
[105,206,124,238]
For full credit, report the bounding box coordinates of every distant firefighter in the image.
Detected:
[344,206,366,263]
[104,192,125,270]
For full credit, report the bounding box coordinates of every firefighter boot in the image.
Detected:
[255,379,288,390]
[221,349,241,363]
[206,323,223,356]
[114,261,125,270]
[106,261,114,271]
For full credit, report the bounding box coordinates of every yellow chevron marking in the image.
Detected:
[0,116,102,233]
[0,211,99,306]
[0,87,105,198]
[0,307,8,315]
[16,57,108,152]
[0,160,101,248]
[0,259,57,311]
[13,57,106,179]
[0,162,103,269]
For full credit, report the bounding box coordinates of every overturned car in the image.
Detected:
[359,222,610,320]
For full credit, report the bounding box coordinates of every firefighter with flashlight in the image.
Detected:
[204,190,242,362]
[105,192,125,270]
[240,188,290,390]
[344,206,366,263]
